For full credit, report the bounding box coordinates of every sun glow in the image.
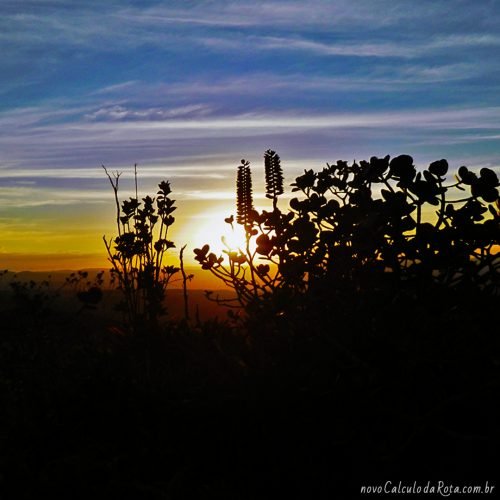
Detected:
[188,209,248,257]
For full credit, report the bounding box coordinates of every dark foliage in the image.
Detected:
[195,153,499,319]
[264,149,284,209]
[1,152,499,499]
[236,159,254,227]
[102,166,183,332]
[287,157,499,295]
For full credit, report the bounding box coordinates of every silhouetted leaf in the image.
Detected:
[429,159,448,177]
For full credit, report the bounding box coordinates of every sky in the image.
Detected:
[1,0,499,271]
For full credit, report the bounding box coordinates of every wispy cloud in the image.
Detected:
[201,32,500,59]
[0,166,230,180]
[91,63,486,105]
[91,80,140,95]
[1,104,499,175]
[201,36,418,58]
[117,1,499,33]
[42,107,500,132]
[84,104,213,121]
[3,105,500,141]
[2,1,499,55]
[0,185,107,208]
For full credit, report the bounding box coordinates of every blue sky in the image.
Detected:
[1,0,499,268]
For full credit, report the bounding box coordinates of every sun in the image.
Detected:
[188,209,248,257]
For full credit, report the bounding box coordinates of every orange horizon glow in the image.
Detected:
[2,167,498,281]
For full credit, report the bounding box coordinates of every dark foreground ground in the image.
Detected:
[1,284,499,499]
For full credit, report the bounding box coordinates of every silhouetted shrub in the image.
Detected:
[3,270,104,330]
[194,150,295,311]
[103,165,181,331]
[195,153,499,322]
[289,156,498,293]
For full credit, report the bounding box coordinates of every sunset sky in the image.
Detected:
[1,0,499,271]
